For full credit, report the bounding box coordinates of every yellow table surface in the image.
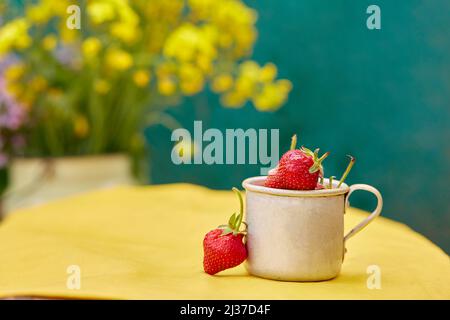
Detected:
[0,184,448,300]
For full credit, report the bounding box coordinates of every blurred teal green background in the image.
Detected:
[146,0,450,253]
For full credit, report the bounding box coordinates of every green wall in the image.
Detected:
[147,0,450,253]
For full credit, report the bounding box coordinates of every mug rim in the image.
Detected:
[242,176,350,198]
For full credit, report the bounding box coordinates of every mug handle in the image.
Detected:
[344,184,383,243]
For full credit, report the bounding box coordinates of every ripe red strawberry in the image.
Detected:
[203,230,246,275]
[265,135,329,190]
[203,188,247,275]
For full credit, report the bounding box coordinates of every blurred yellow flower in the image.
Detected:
[94,79,111,94]
[59,23,79,43]
[144,0,184,24]
[214,0,258,26]
[0,18,31,54]
[217,60,292,110]
[233,60,261,98]
[26,4,52,24]
[235,76,256,98]
[188,0,216,21]
[105,48,133,70]
[252,79,293,111]
[211,74,233,93]
[115,0,139,21]
[196,54,212,74]
[212,0,258,57]
[239,60,260,79]
[233,28,257,57]
[6,82,24,99]
[201,24,219,43]
[115,0,139,26]
[0,0,292,162]
[51,1,72,17]
[42,34,57,51]
[164,23,216,63]
[88,0,139,44]
[82,37,102,59]
[110,22,139,43]
[26,0,70,23]
[30,76,48,92]
[158,77,177,96]
[74,115,89,138]
[277,79,293,92]
[4,64,26,82]
[218,33,233,48]
[156,62,176,78]
[259,63,277,82]
[220,91,246,108]
[179,64,204,96]
[133,70,151,87]
[87,1,116,24]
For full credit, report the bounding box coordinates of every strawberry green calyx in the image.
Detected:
[301,146,330,174]
[337,155,355,187]
[218,187,247,236]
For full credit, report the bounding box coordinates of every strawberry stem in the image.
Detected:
[308,151,330,174]
[318,151,330,163]
[337,155,355,188]
[219,188,246,236]
[328,176,335,189]
[290,134,297,150]
[232,187,244,231]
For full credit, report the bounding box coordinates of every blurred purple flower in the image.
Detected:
[0,54,20,73]
[0,77,26,130]
[55,45,75,65]
[55,45,81,70]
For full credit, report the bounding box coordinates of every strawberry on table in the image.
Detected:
[265,134,329,190]
[203,187,247,275]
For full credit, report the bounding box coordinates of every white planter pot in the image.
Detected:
[4,154,135,214]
